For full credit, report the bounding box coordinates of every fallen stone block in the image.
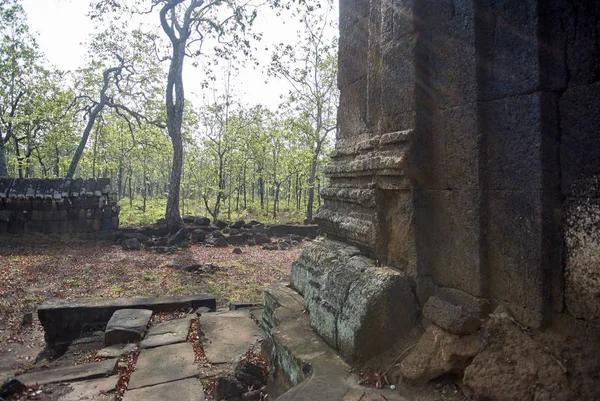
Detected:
[291,239,417,363]
[17,359,117,386]
[104,309,152,346]
[423,296,480,335]
[140,318,191,349]
[123,378,204,401]
[398,324,482,385]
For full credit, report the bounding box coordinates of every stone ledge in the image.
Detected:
[262,283,354,400]
[262,283,406,401]
[38,295,216,352]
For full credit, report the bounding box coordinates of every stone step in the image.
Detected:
[17,359,117,386]
[38,295,216,352]
[123,378,205,401]
[104,309,152,346]
[199,310,262,365]
[140,317,192,349]
[128,342,197,390]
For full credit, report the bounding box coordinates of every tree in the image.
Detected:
[269,1,338,221]
[91,0,259,231]
[0,0,41,176]
[66,29,165,179]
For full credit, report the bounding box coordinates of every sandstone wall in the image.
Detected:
[0,178,120,238]
[314,0,600,330]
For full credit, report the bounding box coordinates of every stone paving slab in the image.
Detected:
[199,310,262,364]
[128,342,197,390]
[58,376,118,401]
[97,343,138,358]
[17,359,117,386]
[123,378,205,401]
[105,309,152,346]
[140,318,191,349]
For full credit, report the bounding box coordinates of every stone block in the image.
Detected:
[486,189,562,328]
[563,1,600,87]
[380,37,418,133]
[399,324,482,385]
[338,17,368,89]
[140,318,191,349]
[422,296,480,335]
[104,309,153,346]
[560,82,600,197]
[382,0,416,43]
[419,0,477,109]
[480,92,560,191]
[476,0,541,100]
[291,239,416,363]
[338,77,368,139]
[413,190,484,298]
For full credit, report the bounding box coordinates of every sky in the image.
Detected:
[21,0,338,110]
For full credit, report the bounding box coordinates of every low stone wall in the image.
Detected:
[0,178,119,238]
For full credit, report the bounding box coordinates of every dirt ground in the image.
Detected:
[0,236,302,382]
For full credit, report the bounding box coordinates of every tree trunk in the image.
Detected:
[306,156,318,222]
[0,139,8,177]
[164,40,186,233]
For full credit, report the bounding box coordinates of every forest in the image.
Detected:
[0,0,338,228]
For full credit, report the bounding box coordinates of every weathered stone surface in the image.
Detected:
[123,378,204,401]
[463,317,578,401]
[128,342,197,389]
[167,227,187,245]
[140,317,191,349]
[213,376,246,400]
[190,229,206,243]
[58,376,117,401]
[253,233,271,245]
[262,283,409,401]
[38,295,216,351]
[227,233,248,245]
[564,199,600,322]
[17,359,117,386]
[214,219,227,229]
[267,224,319,238]
[399,324,482,385]
[104,309,152,346]
[206,236,228,247]
[97,343,137,358]
[235,360,266,389]
[423,297,480,335]
[121,238,141,251]
[199,310,262,364]
[291,239,416,363]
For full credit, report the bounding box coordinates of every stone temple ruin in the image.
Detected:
[2,1,599,400]
[0,178,120,237]
[263,0,600,399]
